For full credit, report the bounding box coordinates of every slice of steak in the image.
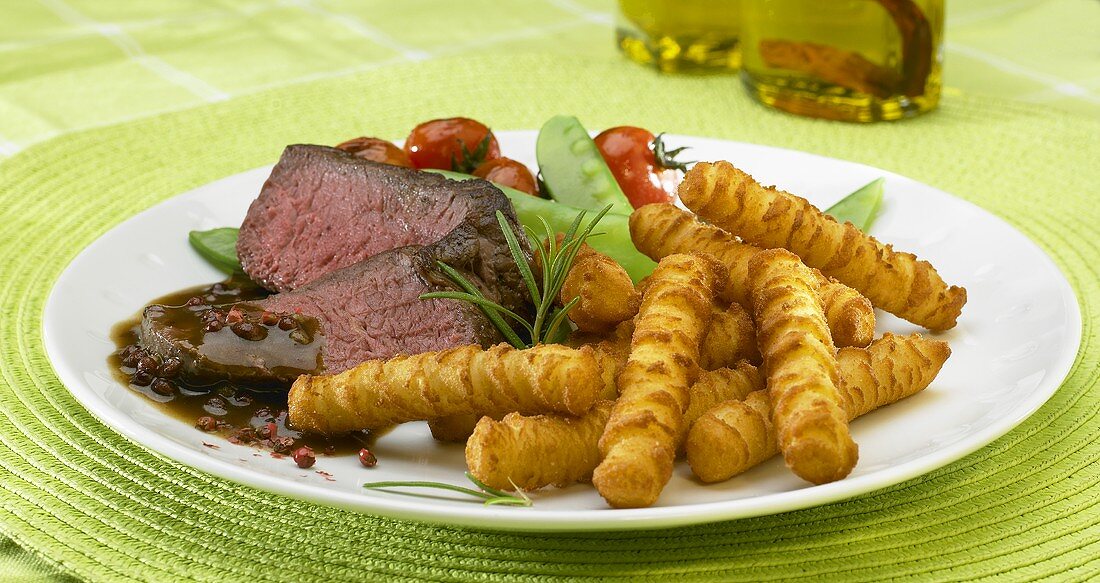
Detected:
[256,246,498,373]
[237,144,530,315]
[140,246,499,386]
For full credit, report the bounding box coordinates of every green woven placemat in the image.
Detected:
[1,54,1097,582]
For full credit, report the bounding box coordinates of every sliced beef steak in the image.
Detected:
[257,246,497,373]
[139,144,530,387]
[140,246,499,386]
[237,144,530,315]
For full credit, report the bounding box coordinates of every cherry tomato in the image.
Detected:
[403,117,500,172]
[335,137,413,167]
[472,157,539,196]
[593,126,686,209]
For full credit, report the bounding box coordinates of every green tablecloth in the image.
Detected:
[0,0,1096,161]
[1,2,1098,581]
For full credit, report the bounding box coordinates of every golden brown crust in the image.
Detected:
[461,332,949,491]
[683,363,764,435]
[629,203,874,347]
[466,401,613,491]
[566,319,633,400]
[288,343,603,433]
[561,244,641,333]
[685,333,949,483]
[590,320,634,400]
[750,248,857,484]
[837,332,951,418]
[816,274,876,349]
[630,203,755,304]
[700,302,761,370]
[592,253,725,508]
[679,162,967,331]
[687,391,777,483]
[463,363,762,491]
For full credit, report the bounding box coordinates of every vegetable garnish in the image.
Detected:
[362,472,532,507]
[430,169,656,282]
[404,117,500,171]
[593,126,684,209]
[188,228,242,274]
[421,205,613,349]
[536,115,634,215]
[451,134,496,174]
[825,178,885,232]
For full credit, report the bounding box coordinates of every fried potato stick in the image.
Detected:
[428,319,631,443]
[592,253,725,508]
[686,333,950,483]
[467,401,614,490]
[427,317,635,444]
[751,248,857,484]
[630,203,874,347]
[681,362,763,441]
[288,343,603,433]
[588,320,634,400]
[467,333,946,491]
[700,303,761,370]
[465,364,757,491]
[561,243,640,333]
[679,162,967,331]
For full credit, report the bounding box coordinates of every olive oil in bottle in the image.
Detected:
[617,0,741,73]
[739,0,943,121]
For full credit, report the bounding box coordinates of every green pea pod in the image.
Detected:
[189,227,242,274]
[430,169,655,282]
[825,177,885,232]
[535,115,634,216]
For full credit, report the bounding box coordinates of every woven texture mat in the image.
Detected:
[1,55,1097,582]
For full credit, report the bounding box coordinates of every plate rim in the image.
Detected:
[41,133,1083,532]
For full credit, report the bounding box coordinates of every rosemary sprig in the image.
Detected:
[419,261,527,348]
[362,472,532,507]
[420,205,611,348]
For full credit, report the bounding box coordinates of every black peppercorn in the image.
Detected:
[196,416,218,431]
[277,316,297,331]
[159,357,182,378]
[150,378,174,396]
[231,321,267,341]
[136,355,160,375]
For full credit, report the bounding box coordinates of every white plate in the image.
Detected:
[43,132,1081,532]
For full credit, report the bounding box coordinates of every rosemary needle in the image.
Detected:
[363,472,532,507]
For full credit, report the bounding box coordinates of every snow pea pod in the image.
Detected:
[189,227,242,274]
[825,177,884,232]
[535,115,634,216]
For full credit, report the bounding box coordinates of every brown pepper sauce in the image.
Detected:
[109,275,379,457]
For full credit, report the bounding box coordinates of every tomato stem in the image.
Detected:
[652,133,692,172]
